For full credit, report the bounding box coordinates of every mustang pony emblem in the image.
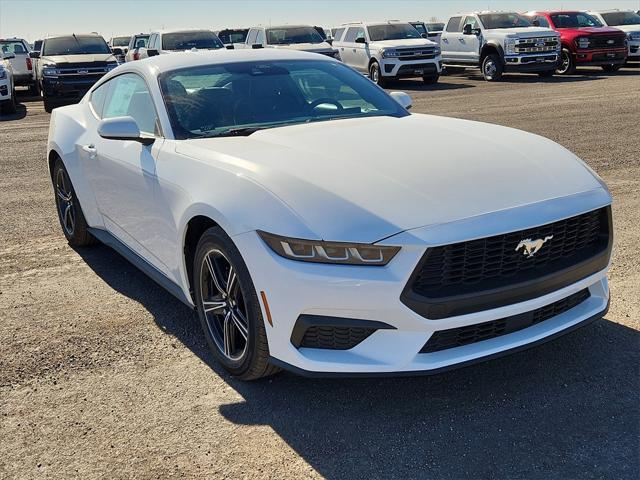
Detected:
[515,236,553,258]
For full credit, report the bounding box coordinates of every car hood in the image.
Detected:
[371,38,438,48]
[176,114,603,243]
[268,42,334,52]
[41,53,116,64]
[557,26,626,35]
[485,27,558,38]
[605,24,640,33]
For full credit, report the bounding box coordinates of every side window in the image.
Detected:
[333,28,345,41]
[246,29,258,44]
[89,81,110,117]
[344,27,359,43]
[148,34,156,49]
[536,16,550,27]
[102,74,158,135]
[355,28,366,42]
[255,29,265,45]
[464,16,478,30]
[446,16,463,32]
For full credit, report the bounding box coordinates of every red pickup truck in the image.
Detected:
[524,11,627,74]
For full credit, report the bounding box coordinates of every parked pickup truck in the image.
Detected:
[142,29,225,59]
[524,11,628,73]
[0,37,37,93]
[215,28,249,49]
[30,33,118,112]
[441,11,561,81]
[588,10,640,63]
[0,52,17,114]
[234,25,337,57]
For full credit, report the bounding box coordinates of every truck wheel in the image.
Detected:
[602,64,622,72]
[422,74,440,84]
[43,97,55,113]
[1,88,17,114]
[29,83,39,96]
[369,61,388,88]
[482,54,503,81]
[556,49,575,75]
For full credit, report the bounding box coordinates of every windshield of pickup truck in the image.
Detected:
[217,29,249,44]
[479,13,532,29]
[266,27,324,45]
[111,36,130,47]
[0,40,28,55]
[411,23,428,35]
[368,23,422,41]
[426,22,445,31]
[159,60,407,139]
[550,13,602,28]
[43,35,110,56]
[162,31,224,50]
[601,11,640,26]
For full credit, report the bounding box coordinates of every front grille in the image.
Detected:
[54,62,110,76]
[299,326,376,350]
[396,46,437,60]
[420,289,590,353]
[515,37,559,53]
[590,35,627,49]
[402,207,611,319]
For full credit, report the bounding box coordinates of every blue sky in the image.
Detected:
[1,0,639,42]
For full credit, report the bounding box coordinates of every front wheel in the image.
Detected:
[43,97,55,113]
[0,89,17,114]
[369,61,388,87]
[482,54,503,81]
[422,74,440,84]
[193,227,280,380]
[602,64,622,72]
[556,48,575,75]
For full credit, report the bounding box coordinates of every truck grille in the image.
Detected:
[589,35,627,49]
[53,62,110,76]
[396,46,437,60]
[515,36,559,53]
[401,207,611,319]
[419,289,590,353]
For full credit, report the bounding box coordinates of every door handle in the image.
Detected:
[82,144,97,158]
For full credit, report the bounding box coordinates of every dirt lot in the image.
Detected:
[1,67,639,479]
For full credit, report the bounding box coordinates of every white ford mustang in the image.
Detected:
[47,49,612,379]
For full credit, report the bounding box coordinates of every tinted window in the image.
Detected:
[446,17,463,32]
[411,23,428,35]
[90,81,109,117]
[314,26,327,40]
[102,74,158,135]
[266,26,324,45]
[600,11,640,26]
[426,22,445,31]
[111,36,130,47]
[162,31,223,50]
[368,23,422,41]
[550,13,601,28]
[463,16,479,30]
[0,40,28,54]
[133,35,149,48]
[246,29,258,44]
[43,35,110,55]
[33,40,43,52]
[531,15,550,28]
[479,13,532,29]
[332,28,345,41]
[159,60,407,139]
[256,29,265,44]
[344,27,359,43]
[216,29,248,44]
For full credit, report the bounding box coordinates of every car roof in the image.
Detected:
[588,9,635,14]
[44,33,104,39]
[260,25,314,29]
[151,28,215,35]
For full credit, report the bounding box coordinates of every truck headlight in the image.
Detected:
[0,68,6,80]
[434,46,441,56]
[504,37,517,55]
[42,65,60,77]
[576,37,590,49]
[381,49,400,58]
[258,231,400,266]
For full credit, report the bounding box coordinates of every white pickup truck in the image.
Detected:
[0,37,36,93]
[234,25,337,58]
[440,12,561,81]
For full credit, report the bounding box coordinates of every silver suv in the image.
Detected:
[332,21,442,86]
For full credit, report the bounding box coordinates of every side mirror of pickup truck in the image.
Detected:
[225,44,235,50]
[355,37,367,44]
[251,43,263,49]
[532,20,541,27]
[462,24,473,35]
[146,49,159,57]
[29,51,40,59]
[421,33,428,39]
[112,47,123,55]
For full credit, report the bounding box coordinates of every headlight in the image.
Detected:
[504,37,517,55]
[258,231,400,266]
[42,65,60,76]
[629,32,640,42]
[381,49,400,58]
[0,68,6,80]
[576,37,590,49]
[434,46,441,55]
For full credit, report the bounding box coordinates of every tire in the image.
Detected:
[602,64,622,72]
[556,48,575,75]
[422,74,440,84]
[369,61,388,88]
[52,157,97,247]
[193,226,280,381]
[538,69,554,78]
[1,89,17,114]
[28,83,38,96]
[482,53,503,81]
[43,97,55,113]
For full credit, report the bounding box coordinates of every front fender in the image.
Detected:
[482,40,505,59]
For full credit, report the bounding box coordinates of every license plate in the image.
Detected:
[415,69,424,75]
[536,58,544,63]
[607,53,615,58]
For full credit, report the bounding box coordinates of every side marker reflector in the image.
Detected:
[260,291,273,326]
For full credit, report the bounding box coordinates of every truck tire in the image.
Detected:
[28,83,39,96]
[602,64,622,72]
[369,61,388,88]
[422,74,440,84]
[482,53,503,81]
[1,88,17,114]
[557,48,575,75]
[43,97,56,113]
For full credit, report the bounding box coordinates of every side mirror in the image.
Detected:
[355,37,367,44]
[390,91,412,110]
[2,53,16,60]
[29,51,40,59]
[112,47,123,55]
[462,24,473,35]
[532,20,541,27]
[421,33,428,39]
[327,38,333,45]
[225,44,234,50]
[98,116,155,145]
[251,43,263,49]
[146,49,159,57]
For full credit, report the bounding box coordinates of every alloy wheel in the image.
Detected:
[199,249,249,361]
[370,64,379,83]
[484,59,497,77]
[55,168,75,236]
[558,51,571,74]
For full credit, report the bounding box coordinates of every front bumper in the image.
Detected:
[42,75,104,102]
[504,53,559,72]
[574,48,628,66]
[380,57,443,78]
[233,190,612,376]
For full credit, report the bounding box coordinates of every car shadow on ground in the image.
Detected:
[455,71,607,84]
[387,80,475,92]
[75,243,640,479]
[0,103,27,121]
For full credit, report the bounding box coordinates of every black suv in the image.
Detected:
[30,33,117,112]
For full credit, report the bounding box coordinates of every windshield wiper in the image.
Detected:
[201,126,268,138]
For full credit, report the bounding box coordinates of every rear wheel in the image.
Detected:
[602,64,622,72]
[556,48,575,75]
[369,61,388,88]
[422,74,440,84]
[193,227,279,380]
[482,54,503,81]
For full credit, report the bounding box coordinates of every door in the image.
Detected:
[352,27,370,72]
[89,73,168,271]
[337,27,360,67]
[459,16,482,63]
[441,16,463,61]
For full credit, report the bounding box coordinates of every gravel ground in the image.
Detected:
[1,67,639,479]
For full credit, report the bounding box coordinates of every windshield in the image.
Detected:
[368,23,422,41]
[411,23,428,35]
[479,13,533,29]
[217,29,249,44]
[601,11,640,26]
[33,40,43,52]
[0,40,28,55]
[162,31,224,50]
[551,13,603,28]
[159,60,408,139]
[266,27,324,45]
[43,35,110,56]
[112,36,130,46]
[133,35,149,48]
[426,22,445,31]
